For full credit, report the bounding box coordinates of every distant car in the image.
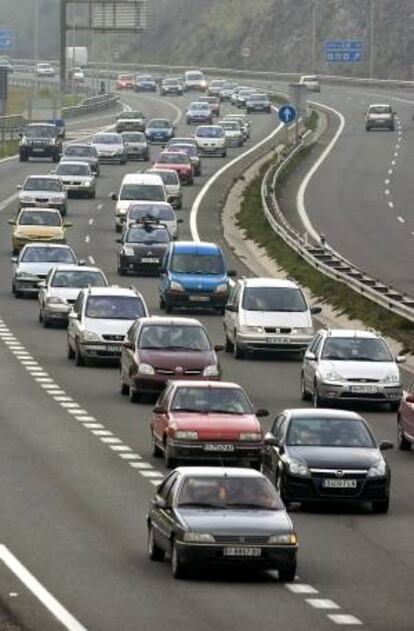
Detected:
[115,111,147,133]
[67,286,148,366]
[219,81,239,101]
[301,328,404,410]
[299,75,320,92]
[146,168,183,209]
[193,125,227,157]
[230,85,252,106]
[116,73,135,90]
[38,265,108,327]
[365,104,395,131]
[17,175,67,215]
[184,70,207,92]
[397,382,414,450]
[8,208,71,254]
[153,151,194,185]
[121,131,149,161]
[11,243,79,297]
[53,161,96,198]
[207,79,226,96]
[223,113,251,139]
[160,78,184,96]
[167,140,202,176]
[61,144,99,176]
[125,201,179,238]
[112,173,167,232]
[246,93,272,113]
[262,408,393,513]
[91,132,127,164]
[120,316,222,402]
[135,74,157,92]
[151,380,268,468]
[145,118,175,143]
[19,123,62,163]
[116,219,172,276]
[47,118,66,139]
[218,120,244,147]
[36,62,55,76]
[147,467,298,580]
[68,67,85,83]
[186,102,213,125]
[198,95,220,117]
[236,88,257,108]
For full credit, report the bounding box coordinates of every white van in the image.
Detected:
[299,75,320,92]
[184,70,207,92]
[111,173,166,232]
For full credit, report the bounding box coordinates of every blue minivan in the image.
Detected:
[159,241,236,313]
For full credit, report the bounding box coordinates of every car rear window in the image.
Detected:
[85,296,145,320]
[171,386,253,414]
[120,184,165,202]
[51,270,106,288]
[171,253,224,275]
[138,324,211,351]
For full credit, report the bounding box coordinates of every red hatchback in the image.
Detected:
[116,74,134,89]
[398,382,414,450]
[153,151,194,185]
[150,380,268,468]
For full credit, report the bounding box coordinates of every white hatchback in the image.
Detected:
[193,125,227,157]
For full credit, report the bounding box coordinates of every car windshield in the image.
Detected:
[149,120,170,129]
[171,386,252,414]
[122,132,145,142]
[321,337,393,361]
[57,164,90,176]
[249,94,269,101]
[191,103,210,110]
[64,146,95,157]
[286,418,375,448]
[171,253,224,275]
[21,247,75,263]
[93,134,121,145]
[51,271,106,288]
[121,184,164,201]
[158,153,190,165]
[139,324,211,351]
[187,73,203,81]
[164,79,179,85]
[125,227,170,243]
[85,296,145,320]
[196,127,224,138]
[177,476,282,510]
[23,178,62,192]
[129,205,174,221]
[370,106,391,114]
[242,287,307,312]
[19,211,61,226]
[25,126,55,138]
[148,170,179,185]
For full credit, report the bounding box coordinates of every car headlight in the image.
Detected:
[183,532,214,543]
[268,533,298,545]
[16,272,38,280]
[83,179,93,186]
[239,325,264,333]
[80,331,101,342]
[20,195,33,203]
[203,364,219,377]
[170,281,185,292]
[319,369,346,382]
[117,208,128,215]
[239,432,262,441]
[137,363,155,375]
[175,431,198,440]
[286,458,310,476]
[367,460,386,478]
[122,247,135,257]
[383,373,400,384]
[46,297,66,304]
[215,283,228,294]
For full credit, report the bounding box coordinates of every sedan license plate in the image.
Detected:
[204,443,234,452]
[322,479,357,488]
[141,257,159,263]
[223,547,261,557]
[267,337,290,344]
[350,385,378,394]
[189,295,210,302]
[105,345,121,353]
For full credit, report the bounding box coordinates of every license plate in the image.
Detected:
[223,547,261,557]
[350,385,378,394]
[189,295,210,302]
[322,479,357,488]
[141,257,159,263]
[105,344,121,352]
[204,443,234,452]
[267,337,290,344]
[32,148,44,153]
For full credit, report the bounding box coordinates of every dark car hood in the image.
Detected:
[177,508,292,535]
[286,446,380,469]
[138,348,216,370]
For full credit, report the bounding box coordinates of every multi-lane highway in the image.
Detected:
[0,84,413,631]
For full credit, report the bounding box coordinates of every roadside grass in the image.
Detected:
[235,155,414,354]
[0,141,18,158]
[6,87,29,115]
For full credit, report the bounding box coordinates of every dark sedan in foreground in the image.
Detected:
[147,467,298,580]
[262,409,393,513]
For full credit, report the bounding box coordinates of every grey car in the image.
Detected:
[53,161,96,198]
[91,133,127,164]
[61,144,100,176]
[365,104,395,131]
[115,111,147,133]
[246,93,272,113]
[121,131,149,161]
[17,175,67,216]
[11,243,79,297]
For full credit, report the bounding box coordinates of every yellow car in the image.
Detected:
[9,208,72,254]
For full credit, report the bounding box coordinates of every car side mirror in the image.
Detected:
[304,350,316,361]
[110,192,118,201]
[153,496,168,509]
[10,256,17,263]
[122,340,134,350]
[78,259,86,266]
[38,281,46,289]
[16,184,22,190]
[396,355,406,364]
[406,394,414,404]
[227,269,237,277]
[379,440,394,451]
[256,409,269,418]
[310,306,321,315]
[264,432,279,446]
[224,303,235,312]
[214,344,224,352]
[8,219,16,225]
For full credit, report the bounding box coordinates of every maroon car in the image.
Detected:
[398,382,414,450]
[120,316,222,402]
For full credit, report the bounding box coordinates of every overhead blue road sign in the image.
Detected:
[0,29,14,51]
[279,104,296,124]
[325,39,363,63]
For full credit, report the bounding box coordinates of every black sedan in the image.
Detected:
[147,467,298,580]
[116,220,171,276]
[262,409,393,513]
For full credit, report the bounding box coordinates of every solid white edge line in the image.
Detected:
[0,544,88,631]
[297,102,346,242]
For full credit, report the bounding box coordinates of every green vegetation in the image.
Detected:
[6,87,29,115]
[236,152,414,354]
[0,141,19,158]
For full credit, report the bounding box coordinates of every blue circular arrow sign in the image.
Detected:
[278,104,296,124]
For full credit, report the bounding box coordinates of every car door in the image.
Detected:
[263,414,286,479]
[159,247,171,298]
[67,292,83,349]
[401,382,414,439]
[225,283,241,342]
[151,472,180,551]
[152,384,174,445]
[303,333,323,390]
[122,321,138,385]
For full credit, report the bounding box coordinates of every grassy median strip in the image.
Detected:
[235,155,414,353]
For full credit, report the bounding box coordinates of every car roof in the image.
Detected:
[128,201,172,209]
[369,103,391,108]
[19,207,61,214]
[321,329,381,339]
[241,277,300,289]
[51,265,102,273]
[171,380,243,389]
[285,408,363,421]
[172,240,221,254]
[84,286,141,297]
[175,467,266,478]
[25,174,60,180]
[121,173,163,185]
[57,161,91,167]
[22,243,72,250]
[27,122,55,128]
[139,316,203,327]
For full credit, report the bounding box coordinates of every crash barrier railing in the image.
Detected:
[0,114,26,143]
[61,92,120,118]
[261,137,414,324]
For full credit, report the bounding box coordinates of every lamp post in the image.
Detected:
[369,0,375,78]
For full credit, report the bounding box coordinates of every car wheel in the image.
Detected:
[117,264,126,276]
[151,432,163,457]
[165,300,173,314]
[372,497,390,514]
[89,191,96,199]
[19,152,28,162]
[148,524,165,561]
[222,150,227,157]
[43,315,51,328]
[278,562,297,583]
[14,289,23,298]
[300,373,311,401]
[164,441,177,469]
[38,309,43,322]
[120,370,129,395]
[129,386,141,403]
[52,152,59,163]
[115,224,122,233]
[233,335,245,359]
[171,541,187,579]
[224,332,234,353]
[397,416,411,450]
[159,296,166,309]
[389,401,400,412]
[75,341,85,366]
[67,339,75,359]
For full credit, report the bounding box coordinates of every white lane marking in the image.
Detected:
[384,179,390,185]
[88,218,94,225]
[119,453,142,460]
[394,151,399,157]
[388,168,393,175]
[0,192,18,211]
[100,437,122,444]
[109,445,133,452]
[96,203,103,210]
[297,103,346,242]
[327,614,363,625]
[150,480,161,486]
[88,256,95,265]
[398,216,405,223]
[388,201,394,208]
[91,429,113,436]
[59,402,81,409]
[384,189,390,196]
[128,461,153,469]
[286,584,319,594]
[83,423,104,429]
[85,235,90,243]
[0,544,87,631]
[391,160,396,166]
[53,396,73,402]
[306,599,340,610]
[396,144,400,149]
[140,470,164,478]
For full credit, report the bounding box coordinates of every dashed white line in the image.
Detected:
[88,255,95,265]
[307,599,340,610]
[327,614,363,625]
[384,179,390,185]
[96,203,103,210]
[88,218,94,225]
[391,160,396,166]
[384,189,390,196]
[388,168,393,175]
[286,584,319,594]
[397,216,405,223]
[85,235,90,243]
[388,201,394,208]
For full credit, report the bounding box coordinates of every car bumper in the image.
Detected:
[366,121,394,129]
[146,136,172,144]
[80,341,123,360]
[125,148,148,159]
[197,145,226,155]
[317,381,403,403]
[132,372,220,393]
[167,193,183,208]
[120,256,162,274]
[43,303,72,321]
[283,472,389,503]
[97,154,125,162]
[13,236,66,250]
[166,440,262,463]
[165,291,229,309]
[63,184,94,196]
[14,277,44,293]
[237,333,313,352]
[19,200,66,210]
[175,540,297,569]
[225,136,243,146]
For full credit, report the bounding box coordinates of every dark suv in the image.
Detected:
[19,123,62,162]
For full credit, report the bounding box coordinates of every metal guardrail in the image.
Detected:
[0,114,26,143]
[260,139,414,324]
[61,92,120,118]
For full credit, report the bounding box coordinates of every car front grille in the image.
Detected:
[264,327,292,334]
[102,334,125,341]
[155,367,203,376]
[214,535,270,545]
[345,378,380,383]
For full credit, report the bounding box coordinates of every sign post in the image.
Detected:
[0,66,9,116]
[278,104,297,145]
